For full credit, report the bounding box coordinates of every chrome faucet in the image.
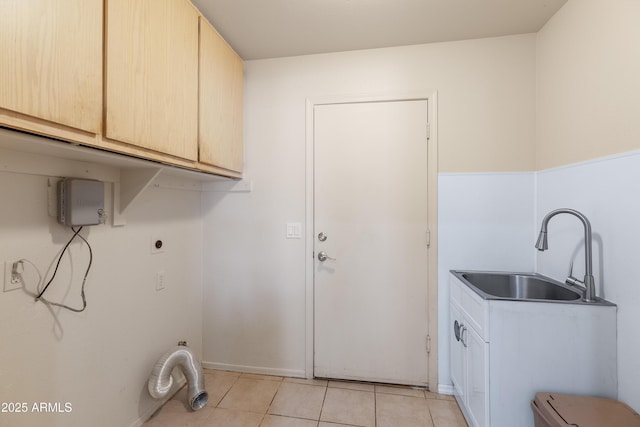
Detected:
[535,208,597,302]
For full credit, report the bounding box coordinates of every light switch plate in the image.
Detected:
[286,223,302,239]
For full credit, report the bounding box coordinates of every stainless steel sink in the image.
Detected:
[459,272,581,301]
[450,270,617,305]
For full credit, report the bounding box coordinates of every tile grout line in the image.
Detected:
[426,396,437,427]
[318,382,329,424]
[212,372,240,411]
[373,389,377,427]
[264,376,284,420]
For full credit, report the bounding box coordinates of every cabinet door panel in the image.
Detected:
[0,0,102,133]
[198,17,244,172]
[106,0,198,160]
[466,326,488,427]
[450,304,465,399]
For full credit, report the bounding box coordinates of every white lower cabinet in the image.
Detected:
[466,324,487,426]
[450,299,488,427]
[449,272,617,427]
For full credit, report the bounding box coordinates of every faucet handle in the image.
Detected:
[565,259,584,288]
[566,276,583,287]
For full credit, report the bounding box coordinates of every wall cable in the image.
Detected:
[34,226,94,313]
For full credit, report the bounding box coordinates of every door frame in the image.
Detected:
[304,91,439,389]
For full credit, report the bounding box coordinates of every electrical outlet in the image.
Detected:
[4,261,22,292]
[156,271,166,291]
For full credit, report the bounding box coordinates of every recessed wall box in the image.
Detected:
[57,178,105,226]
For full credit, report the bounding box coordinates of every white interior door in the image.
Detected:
[313,100,430,386]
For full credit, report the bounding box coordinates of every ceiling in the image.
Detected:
[191,0,567,60]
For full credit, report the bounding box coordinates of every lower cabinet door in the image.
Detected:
[466,325,488,427]
[450,304,465,400]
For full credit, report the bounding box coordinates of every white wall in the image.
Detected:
[0,155,203,427]
[437,172,535,389]
[201,34,537,380]
[536,0,640,411]
[536,0,640,169]
[536,153,640,411]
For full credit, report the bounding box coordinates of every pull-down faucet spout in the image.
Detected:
[535,208,597,303]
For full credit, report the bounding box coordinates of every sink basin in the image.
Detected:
[452,271,586,302]
[460,272,581,301]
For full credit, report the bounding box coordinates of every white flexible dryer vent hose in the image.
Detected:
[148,342,208,411]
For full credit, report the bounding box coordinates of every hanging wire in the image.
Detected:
[34,226,93,313]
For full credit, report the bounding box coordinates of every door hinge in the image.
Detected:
[426,123,431,141]
[426,335,431,354]
[426,229,431,247]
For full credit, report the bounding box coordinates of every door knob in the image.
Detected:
[317,251,336,262]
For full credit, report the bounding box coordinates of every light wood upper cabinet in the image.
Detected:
[198,17,244,173]
[0,0,102,133]
[0,0,243,178]
[105,0,199,161]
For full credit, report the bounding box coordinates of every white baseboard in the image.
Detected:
[202,361,305,379]
[437,384,455,395]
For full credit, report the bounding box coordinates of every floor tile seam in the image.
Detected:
[375,390,428,400]
[319,422,367,427]
[264,378,284,416]
[213,374,240,409]
[223,376,282,412]
[258,411,267,426]
[194,405,218,425]
[267,407,323,422]
[236,408,277,416]
[427,402,437,427]
[283,377,329,386]
[322,387,376,427]
[317,382,329,424]
[267,413,326,422]
[268,382,329,420]
[325,387,375,399]
[240,373,285,382]
[375,385,427,391]
[424,391,455,401]
[328,385,376,394]
[327,382,375,392]
[211,406,277,418]
[373,384,377,427]
[282,381,329,390]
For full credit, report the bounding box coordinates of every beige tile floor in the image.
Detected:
[144,369,468,427]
